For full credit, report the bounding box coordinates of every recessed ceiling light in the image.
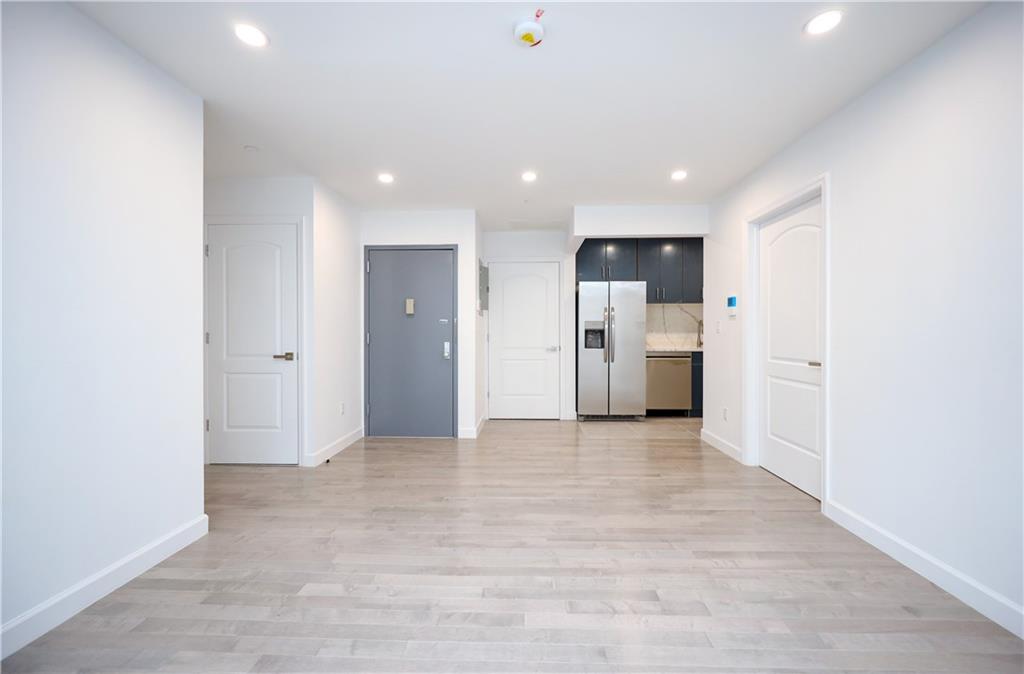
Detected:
[671,170,688,181]
[377,172,395,184]
[804,10,843,35]
[521,170,537,183]
[234,23,269,48]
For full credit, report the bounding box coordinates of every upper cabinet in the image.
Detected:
[659,240,684,303]
[576,238,606,282]
[576,237,702,304]
[604,239,637,281]
[636,239,661,303]
[680,238,703,303]
[575,238,637,281]
[637,239,683,303]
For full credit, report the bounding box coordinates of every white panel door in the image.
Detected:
[488,262,560,419]
[759,199,823,498]
[207,224,299,464]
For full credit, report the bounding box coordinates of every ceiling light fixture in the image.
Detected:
[671,170,688,182]
[234,23,269,48]
[377,172,395,184]
[521,170,538,183]
[804,10,843,36]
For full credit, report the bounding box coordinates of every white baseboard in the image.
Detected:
[458,423,478,439]
[1,514,209,658]
[824,499,1023,638]
[699,427,745,464]
[302,427,363,467]
[475,416,486,436]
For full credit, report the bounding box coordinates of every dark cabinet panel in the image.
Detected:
[691,351,703,416]
[604,239,637,281]
[576,238,606,282]
[659,240,684,303]
[637,239,686,303]
[681,238,704,303]
[636,239,661,303]
[576,239,638,282]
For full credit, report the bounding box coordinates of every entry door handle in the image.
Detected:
[545,346,559,352]
[443,341,451,360]
[273,352,295,361]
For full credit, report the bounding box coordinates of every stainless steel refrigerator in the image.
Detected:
[578,281,647,417]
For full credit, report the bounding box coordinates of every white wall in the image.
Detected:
[573,204,709,239]
[702,4,1022,636]
[311,182,363,463]
[482,229,577,420]
[2,2,206,656]
[205,176,363,465]
[360,210,481,437]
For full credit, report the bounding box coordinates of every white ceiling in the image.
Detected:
[80,2,979,230]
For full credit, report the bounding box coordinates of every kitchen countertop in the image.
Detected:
[647,348,701,355]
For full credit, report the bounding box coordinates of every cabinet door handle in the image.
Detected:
[608,264,612,279]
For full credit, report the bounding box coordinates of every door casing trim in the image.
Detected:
[204,216,307,466]
[742,174,831,505]
[363,244,459,438]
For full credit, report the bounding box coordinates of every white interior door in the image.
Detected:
[759,198,823,498]
[488,261,560,419]
[207,223,299,464]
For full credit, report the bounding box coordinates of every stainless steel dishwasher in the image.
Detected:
[645,353,692,410]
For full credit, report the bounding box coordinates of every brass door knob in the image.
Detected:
[273,352,295,361]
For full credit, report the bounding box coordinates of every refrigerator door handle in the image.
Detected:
[602,307,609,363]
[609,306,616,363]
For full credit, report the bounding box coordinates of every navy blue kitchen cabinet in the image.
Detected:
[575,239,637,282]
[681,237,704,303]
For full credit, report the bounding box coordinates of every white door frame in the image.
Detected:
[742,174,831,506]
[203,215,308,465]
[483,256,567,421]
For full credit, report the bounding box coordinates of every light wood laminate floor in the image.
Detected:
[5,419,1021,672]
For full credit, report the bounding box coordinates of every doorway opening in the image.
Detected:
[364,245,458,437]
[744,177,830,502]
[486,261,562,420]
[204,218,304,465]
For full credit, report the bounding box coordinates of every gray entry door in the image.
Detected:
[366,247,456,437]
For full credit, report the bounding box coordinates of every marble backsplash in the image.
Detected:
[646,303,703,351]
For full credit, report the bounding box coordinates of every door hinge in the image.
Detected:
[366,259,370,273]
[204,331,210,345]
[204,244,209,257]
[205,419,210,432]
